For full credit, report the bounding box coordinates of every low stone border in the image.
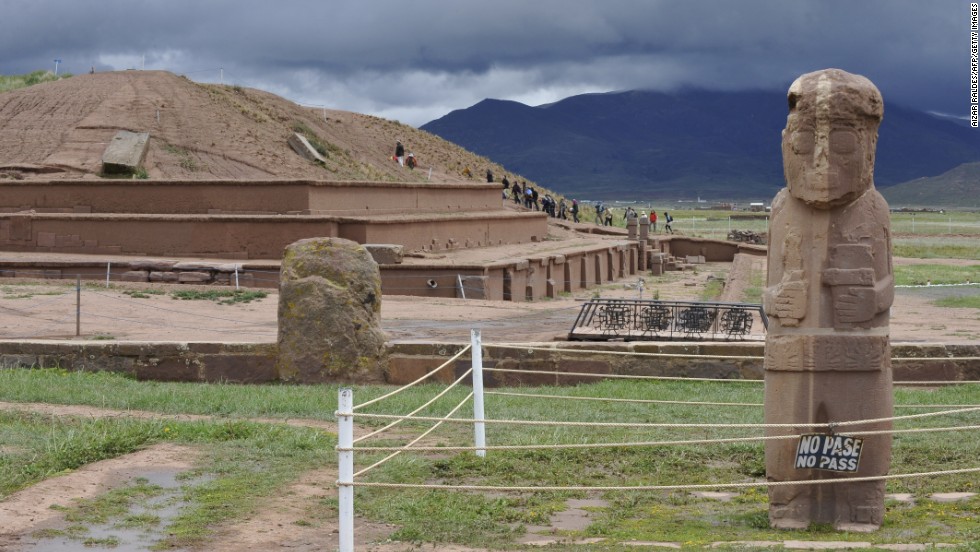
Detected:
[0,341,976,384]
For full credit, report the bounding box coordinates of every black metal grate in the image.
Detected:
[569,299,768,342]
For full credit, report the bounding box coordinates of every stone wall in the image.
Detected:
[0,211,548,258]
[1,340,976,385]
[378,242,639,301]
[658,236,766,262]
[0,180,503,216]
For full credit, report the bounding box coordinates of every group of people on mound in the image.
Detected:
[502,177,580,222]
[392,140,417,169]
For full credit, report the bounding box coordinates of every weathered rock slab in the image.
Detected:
[277,237,386,382]
[364,244,404,265]
[102,131,150,174]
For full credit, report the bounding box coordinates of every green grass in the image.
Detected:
[164,144,199,172]
[894,237,980,260]
[0,70,70,93]
[2,368,979,548]
[592,207,980,244]
[894,264,980,286]
[291,121,345,159]
[699,277,724,300]
[123,289,166,299]
[170,289,268,304]
[741,267,765,304]
[934,294,980,309]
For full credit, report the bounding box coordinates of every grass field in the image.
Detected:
[1,368,978,549]
[594,206,980,258]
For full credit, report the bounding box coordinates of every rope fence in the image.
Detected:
[483,390,980,410]
[345,424,980,453]
[346,405,980,430]
[350,467,980,493]
[335,328,980,551]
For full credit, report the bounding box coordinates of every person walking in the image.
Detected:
[571,199,580,223]
[651,210,658,232]
[394,140,405,166]
[663,211,674,234]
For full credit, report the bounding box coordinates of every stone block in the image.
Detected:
[37,232,56,247]
[130,260,178,271]
[0,354,39,369]
[101,131,150,174]
[202,355,277,383]
[486,358,557,387]
[178,271,212,283]
[235,273,256,288]
[7,216,32,241]
[133,357,200,382]
[149,271,179,282]
[558,359,614,385]
[173,261,221,271]
[121,270,149,282]
[386,356,457,385]
[288,133,327,164]
[457,275,487,299]
[649,259,664,276]
[364,244,404,265]
[55,234,82,247]
[545,278,557,298]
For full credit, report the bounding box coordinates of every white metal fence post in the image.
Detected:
[471,329,487,458]
[338,388,355,552]
[106,262,111,287]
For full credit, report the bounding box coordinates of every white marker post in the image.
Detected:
[106,262,111,287]
[337,388,354,552]
[53,59,61,76]
[471,329,486,458]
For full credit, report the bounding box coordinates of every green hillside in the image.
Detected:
[882,162,980,209]
[0,70,70,93]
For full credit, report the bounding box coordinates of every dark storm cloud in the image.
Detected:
[0,0,970,126]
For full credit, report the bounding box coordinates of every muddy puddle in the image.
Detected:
[21,469,205,552]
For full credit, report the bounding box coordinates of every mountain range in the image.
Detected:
[421,89,980,203]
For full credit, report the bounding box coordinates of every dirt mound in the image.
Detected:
[0,70,518,185]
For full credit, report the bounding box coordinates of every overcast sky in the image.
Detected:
[0,1,974,127]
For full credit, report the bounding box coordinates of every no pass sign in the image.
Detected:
[795,433,864,473]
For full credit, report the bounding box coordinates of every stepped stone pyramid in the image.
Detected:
[0,70,639,300]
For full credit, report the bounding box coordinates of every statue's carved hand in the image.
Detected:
[834,286,876,323]
[770,280,807,322]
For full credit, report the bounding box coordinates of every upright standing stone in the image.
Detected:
[763,69,893,532]
[277,238,387,383]
[638,215,649,271]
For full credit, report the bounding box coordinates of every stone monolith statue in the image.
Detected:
[763,69,893,532]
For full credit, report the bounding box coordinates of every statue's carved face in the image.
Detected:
[781,71,881,208]
[783,118,874,206]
